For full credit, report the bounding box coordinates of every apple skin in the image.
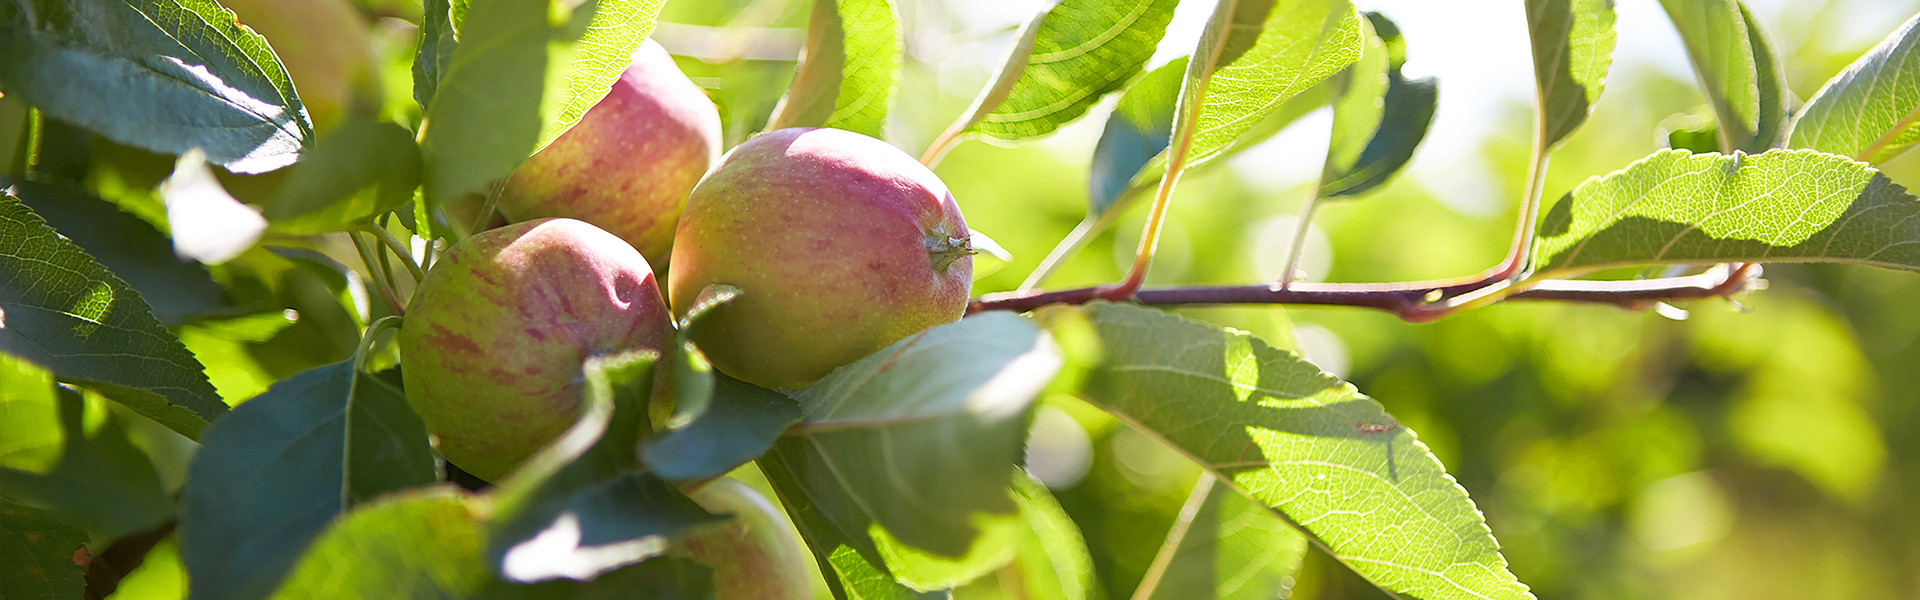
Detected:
[497,40,722,270]
[667,127,973,390]
[220,0,380,133]
[679,479,813,600]
[398,218,673,481]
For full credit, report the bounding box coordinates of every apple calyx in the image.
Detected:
[926,229,975,273]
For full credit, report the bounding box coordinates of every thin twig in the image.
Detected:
[349,231,406,316]
[970,264,1762,322]
[361,223,429,283]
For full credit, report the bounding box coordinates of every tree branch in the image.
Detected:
[969,264,1762,322]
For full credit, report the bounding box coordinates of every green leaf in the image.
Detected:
[758,451,937,600]
[483,352,727,584]
[177,360,435,600]
[1788,13,1920,164]
[417,0,664,205]
[9,181,229,325]
[265,119,423,233]
[0,355,59,472]
[765,0,899,138]
[1525,0,1617,149]
[1532,148,1920,277]
[0,0,310,173]
[0,500,87,600]
[641,374,802,483]
[543,0,668,148]
[773,313,1063,590]
[267,485,718,599]
[1090,58,1186,217]
[1039,303,1531,600]
[1657,0,1788,153]
[660,284,742,430]
[267,487,491,599]
[412,0,459,111]
[1010,474,1094,600]
[1175,0,1364,170]
[964,0,1180,144]
[0,193,224,440]
[1319,12,1436,199]
[1146,481,1308,600]
[0,386,174,541]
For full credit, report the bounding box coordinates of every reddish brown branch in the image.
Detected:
[968,265,1761,322]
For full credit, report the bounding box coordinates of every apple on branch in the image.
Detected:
[668,127,974,390]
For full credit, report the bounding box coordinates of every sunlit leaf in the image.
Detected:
[0,0,310,172]
[1039,303,1532,600]
[1090,58,1186,217]
[418,0,664,205]
[1525,0,1617,149]
[759,449,937,600]
[0,193,224,440]
[412,0,459,111]
[1657,0,1788,153]
[766,0,899,138]
[1788,13,1920,164]
[1319,12,1436,199]
[178,360,435,600]
[9,181,228,325]
[1010,473,1094,600]
[1175,0,1364,170]
[964,0,1180,144]
[1532,148,1920,277]
[641,373,801,483]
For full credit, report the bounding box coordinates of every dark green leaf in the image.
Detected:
[1788,13,1920,163]
[1320,12,1436,199]
[265,119,423,232]
[412,0,458,111]
[1658,0,1788,153]
[484,352,724,584]
[1040,303,1530,600]
[9,180,228,325]
[0,500,88,600]
[417,0,665,205]
[765,0,899,138]
[1090,58,1185,217]
[0,0,310,172]
[0,193,224,440]
[179,360,435,600]
[0,386,173,541]
[1525,0,1617,149]
[775,313,1061,590]
[964,0,1180,144]
[660,284,742,430]
[1533,148,1920,277]
[0,355,59,472]
[758,451,936,600]
[641,374,802,483]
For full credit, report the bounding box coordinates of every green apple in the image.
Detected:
[667,127,973,390]
[398,218,673,481]
[497,40,722,270]
[680,479,812,600]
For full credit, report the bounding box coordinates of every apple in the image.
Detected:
[496,40,722,270]
[220,0,381,133]
[398,218,673,481]
[667,127,973,390]
[679,479,813,600]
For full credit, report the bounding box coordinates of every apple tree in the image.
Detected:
[2,0,1919,598]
